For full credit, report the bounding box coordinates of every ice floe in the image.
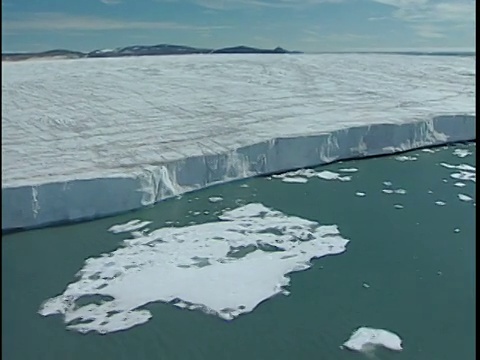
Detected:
[458,194,473,202]
[281,177,309,184]
[316,171,351,181]
[453,149,472,158]
[39,203,349,334]
[343,327,403,352]
[395,155,417,162]
[382,189,407,195]
[108,220,152,234]
[273,169,352,183]
[208,197,224,203]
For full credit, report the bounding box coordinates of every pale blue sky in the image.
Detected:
[1,0,475,53]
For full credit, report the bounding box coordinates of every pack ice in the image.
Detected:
[39,203,349,334]
[2,54,476,231]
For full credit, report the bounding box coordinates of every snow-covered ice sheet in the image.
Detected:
[1,54,476,230]
[343,327,403,352]
[38,203,349,334]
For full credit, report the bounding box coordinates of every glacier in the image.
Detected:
[1,54,475,231]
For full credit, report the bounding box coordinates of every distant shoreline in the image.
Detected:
[2,44,474,63]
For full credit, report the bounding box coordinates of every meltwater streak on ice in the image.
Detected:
[39,203,349,334]
[1,54,476,231]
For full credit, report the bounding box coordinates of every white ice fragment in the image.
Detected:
[421,148,436,153]
[208,196,224,203]
[453,149,471,158]
[458,194,473,202]
[454,228,460,233]
[343,327,403,352]
[275,168,318,180]
[108,220,152,234]
[394,204,404,209]
[355,192,366,197]
[316,171,351,181]
[383,181,392,186]
[454,182,466,187]
[450,171,476,183]
[382,189,406,195]
[339,168,358,173]
[362,283,370,288]
[240,184,249,188]
[440,163,476,172]
[39,203,349,334]
[395,155,417,162]
[281,177,308,184]
[435,201,446,206]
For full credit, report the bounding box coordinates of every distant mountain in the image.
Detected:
[212,46,301,54]
[87,44,212,57]
[2,44,302,62]
[2,49,85,61]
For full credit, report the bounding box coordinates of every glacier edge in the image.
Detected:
[2,114,475,232]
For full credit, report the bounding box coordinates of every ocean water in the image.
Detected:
[2,143,475,360]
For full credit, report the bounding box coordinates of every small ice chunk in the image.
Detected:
[440,163,476,172]
[108,220,152,234]
[454,228,460,233]
[453,149,471,158]
[316,171,351,181]
[454,182,466,187]
[339,168,358,173]
[450,171,476,183]
[421,148,436,153]
[343,327,403,352]
[362,283,370,288]
[383,181,392,186]
[458,194,473,202]
[355,192,366,197]
[435,201,446,206]
[382,189,406,194]
[240,184,249,188]
[394,204,404,209]
[281,177,308,184]
[208,196,224,203]
[395,155,417,161]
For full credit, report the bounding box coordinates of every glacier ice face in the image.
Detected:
[1,54,476,231]
[38,203,349,334]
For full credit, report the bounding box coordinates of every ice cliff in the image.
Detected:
[1,54,475,231]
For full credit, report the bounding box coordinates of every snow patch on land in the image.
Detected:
[38,203,349,334]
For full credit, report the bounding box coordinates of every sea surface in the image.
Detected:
[2,143,475,360]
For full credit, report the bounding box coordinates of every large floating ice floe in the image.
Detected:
[2,54,476,230]
[38,203,349,334]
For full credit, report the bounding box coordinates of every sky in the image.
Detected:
[1,0,475,53]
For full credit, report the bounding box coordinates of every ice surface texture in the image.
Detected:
[2,54,475,230]
[39,203,349,334]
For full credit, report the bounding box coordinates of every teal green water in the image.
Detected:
[2,143,475,360]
